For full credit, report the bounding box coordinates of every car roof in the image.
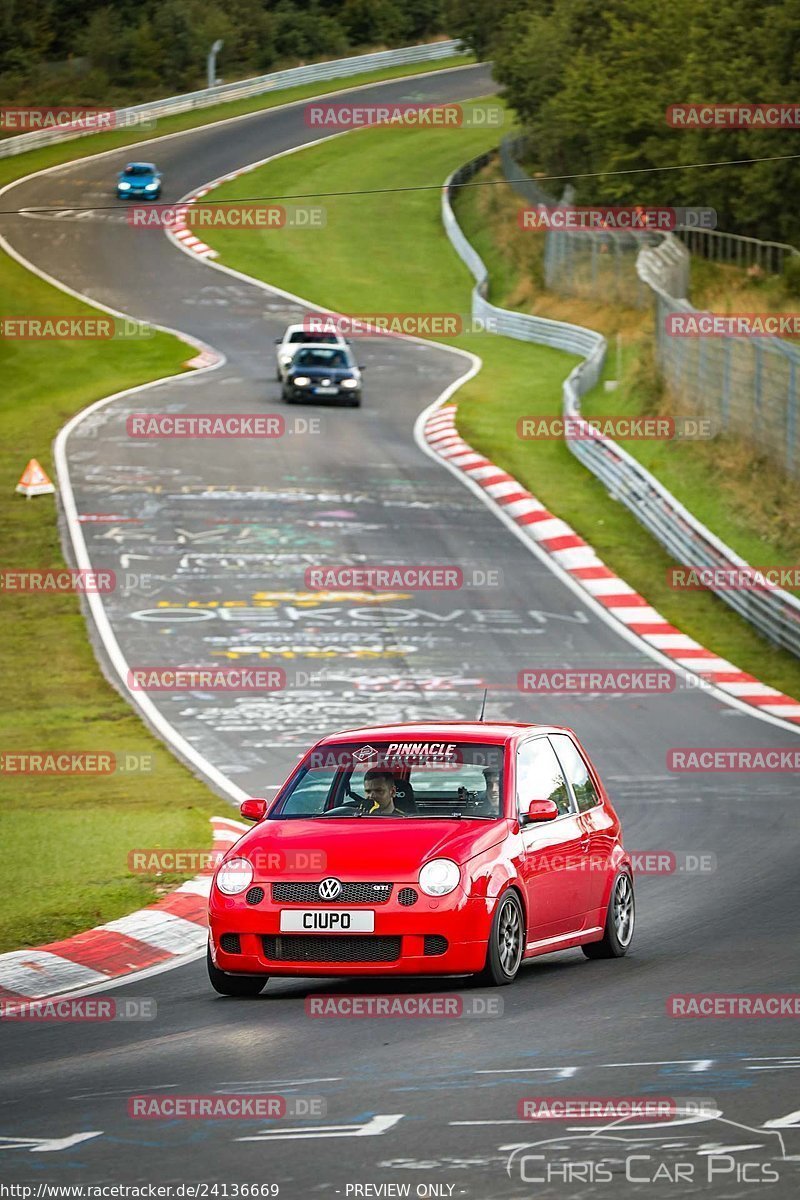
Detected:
[124,162,156,169]
[284,325,343,337]
[294,341,349,349]
[313,721,572,747]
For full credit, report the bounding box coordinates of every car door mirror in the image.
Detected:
[240,797,272,821]
[521,797,559,825]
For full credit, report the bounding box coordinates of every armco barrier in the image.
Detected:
[443,152,800,657]
[0,40,464,159]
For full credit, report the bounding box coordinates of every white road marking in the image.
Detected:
[237,1114,404,1141]
[0,1132,102,1152]
[476,1066,579,1077]
[765,1109,800,1129]
[215,1078,342,1090]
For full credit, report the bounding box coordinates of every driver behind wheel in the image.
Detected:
[363,768,402,815]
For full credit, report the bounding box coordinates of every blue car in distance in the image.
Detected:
[117,162,162,200]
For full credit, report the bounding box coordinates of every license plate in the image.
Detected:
[280,909,375,933]
[313,386,338,395]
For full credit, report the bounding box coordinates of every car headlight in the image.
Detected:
[292,376,310,386]
[419,858,461,897]
[279,354,293,365]
[145,182,159,190]
[340,378,359,389]
[118,182,131,190]
[215,857,253,895]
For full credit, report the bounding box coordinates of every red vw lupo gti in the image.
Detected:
[207,722,634,994]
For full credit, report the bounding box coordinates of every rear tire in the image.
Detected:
[472,891,524,986]
[582,871,634,959]
[207,944,267,996]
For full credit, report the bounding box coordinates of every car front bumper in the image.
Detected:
[209,888,492,977]
[285,382,360,400]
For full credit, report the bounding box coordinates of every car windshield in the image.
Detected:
[288,332,339,344]
[123,165,154,176]
[272,741,505,819]
[293,348,349,369]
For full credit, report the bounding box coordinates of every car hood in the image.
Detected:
[288,365,356,378]
[235,818,509,881]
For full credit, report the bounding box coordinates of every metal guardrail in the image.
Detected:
[0,39,464,159]
[443,151,800,657]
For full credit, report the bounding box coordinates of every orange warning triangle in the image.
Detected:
[16,458,55,498]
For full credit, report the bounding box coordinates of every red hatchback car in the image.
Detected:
[207,722,634,994]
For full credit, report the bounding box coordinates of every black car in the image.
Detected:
[282,345,362,407]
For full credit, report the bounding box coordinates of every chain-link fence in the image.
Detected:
[501,133,800,476]
[443,150,800,656]
[501,135,662,307]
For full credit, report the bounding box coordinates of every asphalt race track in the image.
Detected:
[1,64,799,1197]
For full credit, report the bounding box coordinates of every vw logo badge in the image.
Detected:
[318,877,343,900]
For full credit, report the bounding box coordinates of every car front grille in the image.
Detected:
[245,886,265,905]
[397,887,418,906]
[262,935,401,963]
[219,933,242,954]
[272,882,393,905]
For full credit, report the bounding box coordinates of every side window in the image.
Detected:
[551,735,600,813]
[516,738,572,816]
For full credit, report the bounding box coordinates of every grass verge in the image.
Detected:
[199,110,800,701]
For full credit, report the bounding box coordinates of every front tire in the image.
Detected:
[207,944,267,996]
[582,871,634,959]
[473,891,524,986]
